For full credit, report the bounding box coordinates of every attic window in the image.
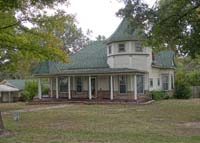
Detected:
[118,44,125,52]
[135,42,142,52]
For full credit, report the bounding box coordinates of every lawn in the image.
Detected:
[0,99,200,143]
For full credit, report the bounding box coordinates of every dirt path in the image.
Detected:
[2,104,71,115]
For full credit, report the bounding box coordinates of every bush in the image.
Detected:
[151,91,165,100]
[174,82,192,99]
[21,81,38,101]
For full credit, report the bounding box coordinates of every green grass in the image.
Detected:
[1,99,200,143]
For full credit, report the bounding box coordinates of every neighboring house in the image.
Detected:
[0,80,27,103]
[33,18,175,101]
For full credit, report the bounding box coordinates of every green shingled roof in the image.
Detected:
[32,60,60,75]
[106,18,143,44]
[153,50,175,68]
[60,41,109,70]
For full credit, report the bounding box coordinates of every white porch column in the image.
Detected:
[50,78,53,98]
[68,76,71,100]
[56,77,59,99]
[89,76,92,100]
[110,75,113,100]
[134,75,138,100]
[38,78,42,99]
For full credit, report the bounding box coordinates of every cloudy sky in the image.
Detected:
[68,0,156,39]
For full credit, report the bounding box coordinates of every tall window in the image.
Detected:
[119,75,127,93]
[118,43,126,52]
[59,77,68,92]
[108,45,112,54]
[135,41,142,52]
[162,74,169,90]
[150,78,153,87]
[76,77,83,92]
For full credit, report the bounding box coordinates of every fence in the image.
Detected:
[191,86,200,98]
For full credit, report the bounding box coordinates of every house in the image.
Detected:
[33,18,175,101]
[0,80,27,103]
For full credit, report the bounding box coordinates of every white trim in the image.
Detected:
[68,76,71,100]
[50,78,53,98]
[89,76,92,100]
[110,75,113,100]
[38,78,42,99]
[56,77,59,99]
[134,75,137,100]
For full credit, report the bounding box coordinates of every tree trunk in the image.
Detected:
[0,111,4,130]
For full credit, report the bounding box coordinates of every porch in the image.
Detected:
[37,71,149,102]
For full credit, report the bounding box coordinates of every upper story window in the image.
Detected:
[135,41,143,52]
[118,43,126,52]
[108,45,112,54]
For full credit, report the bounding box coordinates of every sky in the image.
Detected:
[67,0,156,39]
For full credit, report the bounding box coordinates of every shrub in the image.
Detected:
[174,82,192,99]
[151,91,165,100]
[21,81,38,101]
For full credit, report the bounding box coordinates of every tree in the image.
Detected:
[96,35,106,41]
[117,0,200,58]
[0,0,89,79]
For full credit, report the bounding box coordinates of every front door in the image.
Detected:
[137,75,144,94]
[91,77,96,96]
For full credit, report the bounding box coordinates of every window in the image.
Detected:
[135,41,143,52]
[137,75,144,94]
[157,78,160,86]
[150,78,153,87]
[119,75,127,93]
[76,77,83,92]
[108,46,112,54]
[118,43,125,52]
[162,74,169,90]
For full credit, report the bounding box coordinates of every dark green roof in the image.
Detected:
[106,18,143,44]
[32,61,60,75]
[153,50,175,68]
[60,41,109,70]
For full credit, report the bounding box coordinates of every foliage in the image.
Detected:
[174,81,192,99]
[0,0,89,79]
[150,90,165,100]
[176,56,200,86]
[117,0,200,57]
[21,81,38,101]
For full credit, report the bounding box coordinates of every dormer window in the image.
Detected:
[108,45,112,54]
[135,42,142,52]
[118,43,125,52]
